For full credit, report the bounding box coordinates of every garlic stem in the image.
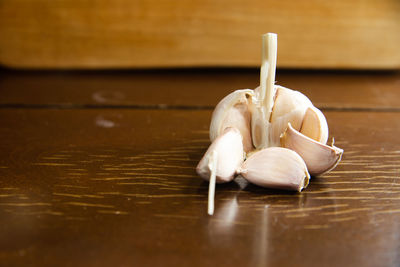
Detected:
[207,150,218,215]
[255,33,277,148]
[260,33,277,119]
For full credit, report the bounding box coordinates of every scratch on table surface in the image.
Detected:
[150,150,193,154]
[97,210,129,215]
[8,210,64,216]
[315,175,346,178]
[285,213,309,218]
[348,144,369,147]
[93,177,168,181]
[139,163,194,169]
[121,173,195,178]
[329,170,399,174]
[339,159,374,163]
[41,157,68,160]
[386,160,400,164]
[348,155,400,158]
[273,204,349,214]
[91,177,140,181]
[305,188,368,194]
[116,182,173,186]
[366,165,400,169]
[33,163,76,166]
[312,181,368,185]
[135,201,152,204]
[373,209,400,214]
[118,183,199,189]
[314,196,375,200]
[371,175,400,179]
[102,167,164,171]
[154,214,199,220]
[0,187,18,190]
[0,202,51,207]
[322,207,370,216]
[379,197,400,200]
[369,182,400,186]
[362,190,400,194]
[339,162,373,166]
[53,192,104,198]
[55,184,89,189]
[98,192,122,195]
[303,224,330,230]
[89,154,114,158]
[123,193,204,198]
[329,216,356,222]
[0,194,20,197]
[64,202,114,208]
[163,157,194,161]
[174,145,206,149]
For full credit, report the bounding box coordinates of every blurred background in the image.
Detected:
[0,0,399,70]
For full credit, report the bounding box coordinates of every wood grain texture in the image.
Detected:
[0,108,400,266]
[0,0,399,69]
[1,69,400,109]
[1,70,400,266]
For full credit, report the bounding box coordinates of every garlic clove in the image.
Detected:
[280,123,343,176]
[238,147,310,192]
[209,89,254,152]
[197,127,244,183]
[300,106,329,144]
[268,86,313,146]
[250,103,270,149]
[271,86,313,121]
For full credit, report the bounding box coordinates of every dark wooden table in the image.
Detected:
[1,69,400,266]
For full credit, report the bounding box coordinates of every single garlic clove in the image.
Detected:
[268,86,313,146]
[280,123,343,176]
[300,106,329,144]
[209,89,254,152]
[197,127,244,183]
[238,147,310,192]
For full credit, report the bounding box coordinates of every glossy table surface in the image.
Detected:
[0,69,400,266]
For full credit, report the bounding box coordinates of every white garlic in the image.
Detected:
[280,123,343,176]
[197,127,245,215]
[197,127,244,183]
[268,86,314,147]
[197,33,344,215]
[300,106,329,144]
[209,89,254,152]
[238,147,310,192]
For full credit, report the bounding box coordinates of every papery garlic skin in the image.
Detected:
[281,123,343,176]
[209,89,254,152]
[197,127,244,183]
[238,147,310,192]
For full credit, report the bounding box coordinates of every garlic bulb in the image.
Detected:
[197,33,344,215]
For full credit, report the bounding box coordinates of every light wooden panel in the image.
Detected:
[0,0,399,69]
